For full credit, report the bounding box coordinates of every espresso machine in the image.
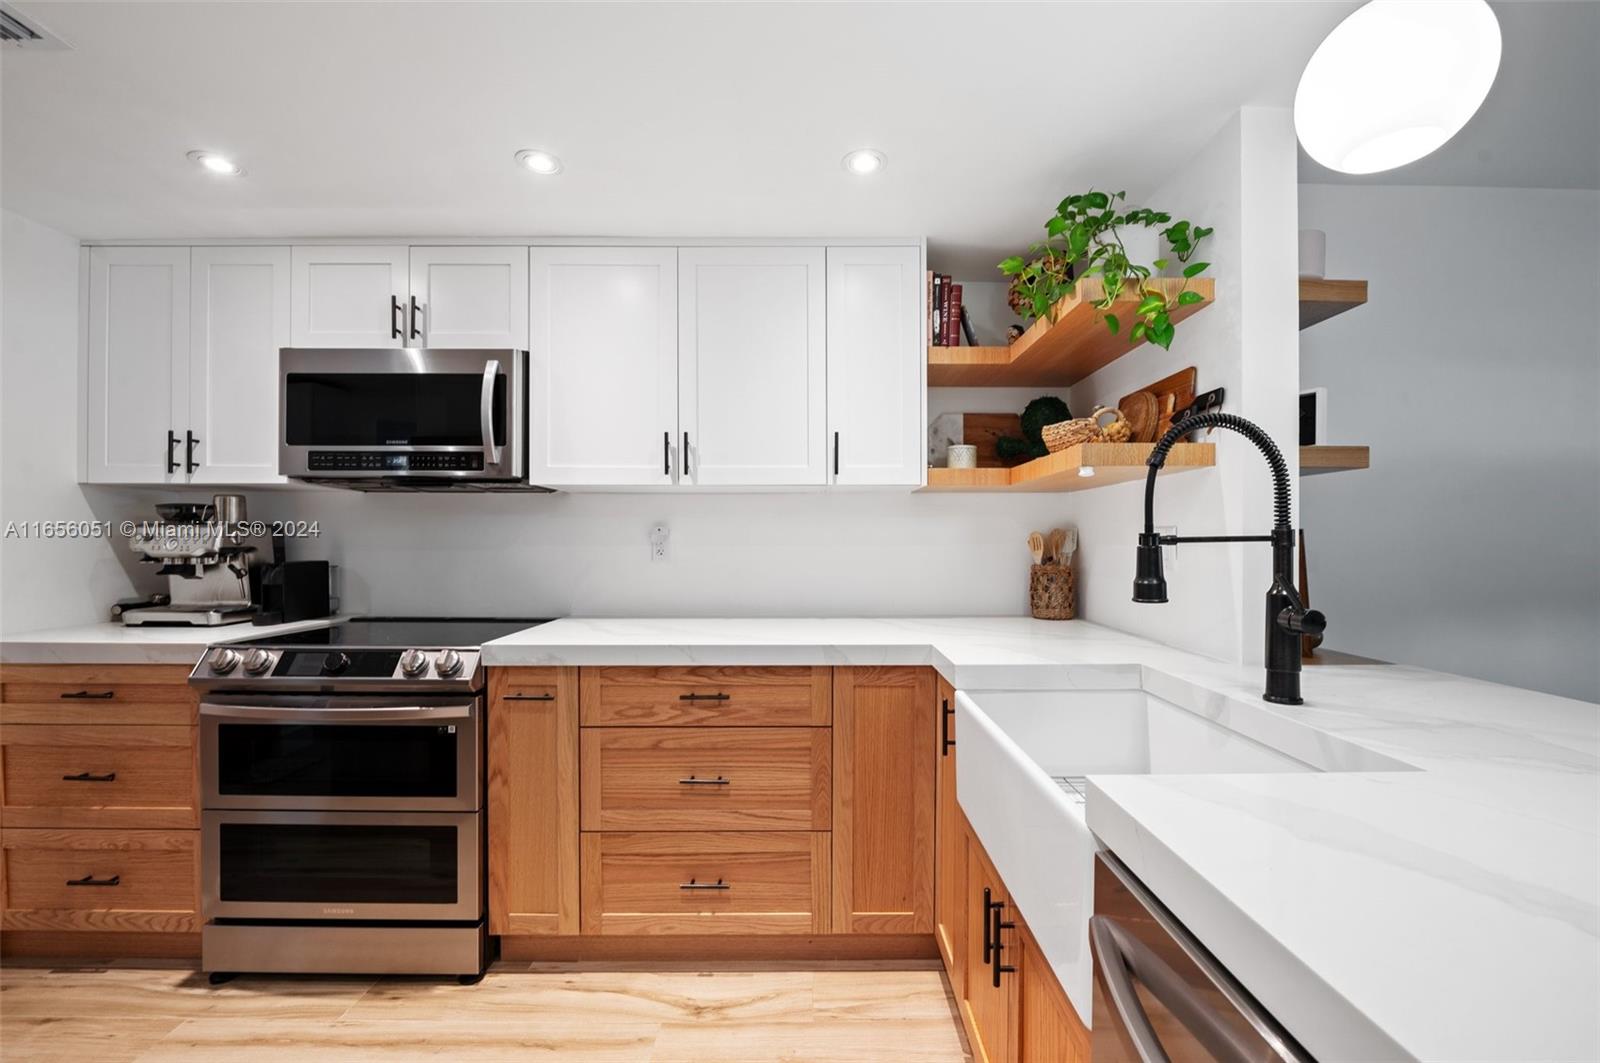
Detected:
[122,495,256,626]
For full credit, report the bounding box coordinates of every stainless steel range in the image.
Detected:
[188,617,550,983]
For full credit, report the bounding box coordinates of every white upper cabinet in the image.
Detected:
[85,247,190,484]
[290,245,408,347]
[678,247,827,486]
[826,246,925,486]
[528,247,677,486]
[188,246,291,485]
[408,246,529,349]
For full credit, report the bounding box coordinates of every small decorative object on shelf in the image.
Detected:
[995,396,1072,461]
[1042,406,1130,452]
[946,444,978,469]
[999,189,1214,350]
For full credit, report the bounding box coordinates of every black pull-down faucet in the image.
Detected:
[1133,412,1325,705]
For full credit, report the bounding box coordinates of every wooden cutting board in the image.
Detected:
[1121,366,1197,441]
[962,413,1025,467]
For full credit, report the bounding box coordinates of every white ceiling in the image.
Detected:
[1298,1,1600,190]
[1,0,1367,274]
[23,2,1591,277]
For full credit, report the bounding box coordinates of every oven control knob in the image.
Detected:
[243,649,275,676]
[210,648,240,675]
[321,651,351,676]
[400,648,430,678]
[435,648,464,678]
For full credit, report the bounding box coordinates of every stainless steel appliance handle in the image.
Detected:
[201,700,474,723]
[1091,916,1174,1063]
[480,359,503,466]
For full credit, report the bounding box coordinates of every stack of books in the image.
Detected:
[927,271,977,346]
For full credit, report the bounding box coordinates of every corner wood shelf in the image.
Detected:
[1301,445,1370,474]
[921,442,1214,493]
[1299,278,1367,330]
[928,278,1215,388]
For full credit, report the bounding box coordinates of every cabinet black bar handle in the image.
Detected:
[409,295,423,340]
[677,692,731,702]
[834,431,840,477]
[679,878,730,890]
[992,901,1017,987]
[185,430,200,473]
[683,432,691,477]
[504,693,556,702]
[60,690,115,700]
[62,771,117,783]
[390,295,404,339]
[678,775,731,786]
[981,886,995,963]
[941,698,956,756]
[664,431,671,477]
[66,874,120,887]
[166,430,180,473]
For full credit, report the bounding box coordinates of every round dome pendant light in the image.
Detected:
[1295,0,1501,174]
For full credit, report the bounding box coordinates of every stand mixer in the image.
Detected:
[123,494,256,626]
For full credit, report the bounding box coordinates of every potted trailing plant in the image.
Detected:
[999,190,1213,350]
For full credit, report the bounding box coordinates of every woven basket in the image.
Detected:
[1029,563,1076,620]
[1041,406,1130,453]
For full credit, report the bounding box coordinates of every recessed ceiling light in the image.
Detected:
[515,149,563,175]
[1295,0,1501,174]
[842,148,886,176]
[186,150,243,176]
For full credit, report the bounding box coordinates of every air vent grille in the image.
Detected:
[0,4,67,48]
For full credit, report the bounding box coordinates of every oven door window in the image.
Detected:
[284,372,506,447]
[219,822,458,904]
[216,722,457,798]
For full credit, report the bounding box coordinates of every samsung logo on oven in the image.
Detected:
[322,907,356,914]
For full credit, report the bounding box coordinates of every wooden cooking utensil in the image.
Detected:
[1028,532,1045,565]
[1046,528,1067,566]
[1119,390,1160,443]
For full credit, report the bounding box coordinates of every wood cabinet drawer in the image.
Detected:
[580,831,829,935]
[580,667,831,727]
[0,665,197,726]
[581,728,830,831]
[0,725,196,828]
[1,828,197,932]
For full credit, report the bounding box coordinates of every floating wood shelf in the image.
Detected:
[921,442,1214,493]
[1299,278,1367,330]
[1301,445,1370,474]
[928,278,1215,388]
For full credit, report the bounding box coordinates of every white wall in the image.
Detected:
[1065,108,1302,664]
[0,210,138,633]
[1299,184,1600,702]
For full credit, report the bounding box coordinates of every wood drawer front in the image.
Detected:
[1,726,196,829]
[581,728,830,832]
[580,667,831,727]
[0,665,197,726]
[580,831,829,935]
[2,829,198,933]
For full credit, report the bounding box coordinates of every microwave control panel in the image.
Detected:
[307,452,485,472]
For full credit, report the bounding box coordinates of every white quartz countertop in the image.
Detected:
[0,617,343,665]
[485,616,1600,1062]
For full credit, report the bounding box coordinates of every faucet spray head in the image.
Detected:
[1133,532,1168,603]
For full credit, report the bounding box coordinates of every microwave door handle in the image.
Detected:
[480,359,502,467]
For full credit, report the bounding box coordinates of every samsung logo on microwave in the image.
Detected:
[322,907,356,915]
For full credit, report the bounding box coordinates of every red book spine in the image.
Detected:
[948,284,963,346]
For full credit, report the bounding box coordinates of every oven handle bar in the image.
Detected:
[200,700,475,723]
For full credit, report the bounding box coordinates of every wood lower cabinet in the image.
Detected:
[580,666,831,727]
[487,667,580,935]
[1,828,198,933]
[832,666,935,934]
[580,831,829,935]
[0,725,196,829]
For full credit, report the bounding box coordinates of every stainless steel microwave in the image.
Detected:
[279,348,536,490]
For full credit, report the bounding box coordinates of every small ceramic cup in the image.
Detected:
[947,444,978,469]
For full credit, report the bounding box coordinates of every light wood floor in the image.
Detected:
[0,958,972,1062]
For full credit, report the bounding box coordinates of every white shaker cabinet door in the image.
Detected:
[84,247,189,484]
[678,247,826,486]
[408,246,528,349]
[187,246,291,484]
[290,245,407,348]
[527,247,677,486]
[826,246,925,486]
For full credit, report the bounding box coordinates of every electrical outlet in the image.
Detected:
[649,522,669,562]
[1156,525,1178,573]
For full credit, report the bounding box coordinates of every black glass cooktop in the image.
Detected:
[253,617,552,649]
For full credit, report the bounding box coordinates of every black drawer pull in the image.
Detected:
[62,771,117,783]
[60,690,115,700]
[66,874,120,887]
[679,878,730,891]
[981,886,996,963]
[677,692,731,702]
[992,900,1017,987]
[678,775,730,786]
[504,693,556,702]
[941,697,956,755]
